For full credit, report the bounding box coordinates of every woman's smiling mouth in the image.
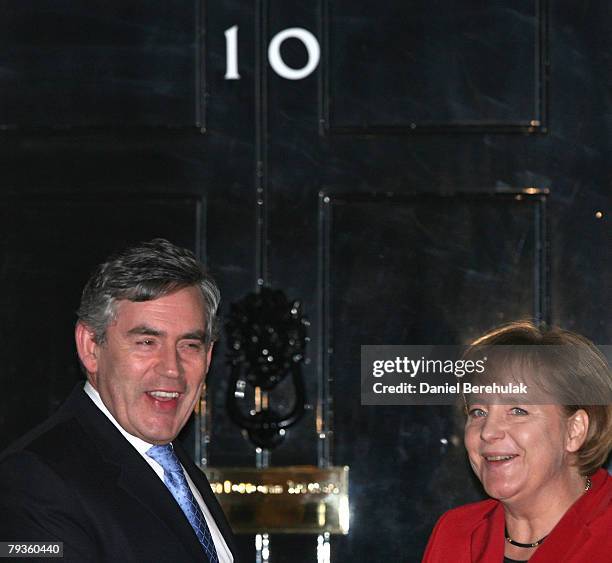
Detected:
[483,454,518,462]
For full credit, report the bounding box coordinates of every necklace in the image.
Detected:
[505,477,592,549]
[505,528,548,548]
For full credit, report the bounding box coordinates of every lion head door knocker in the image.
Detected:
[225,288,309,449]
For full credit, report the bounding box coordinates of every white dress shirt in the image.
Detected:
[84,382,233,563]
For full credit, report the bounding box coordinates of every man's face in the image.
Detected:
[82,286,212,444]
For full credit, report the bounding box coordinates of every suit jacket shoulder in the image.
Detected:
[0,384,238,563]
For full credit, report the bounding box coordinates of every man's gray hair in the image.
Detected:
[77,238,220,344]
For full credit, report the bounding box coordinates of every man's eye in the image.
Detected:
[137,339,155,346]
[468,408,487,418]
[182,341,203,351]
[510,407,528,416]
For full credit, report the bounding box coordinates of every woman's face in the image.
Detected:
[464,403,575,503]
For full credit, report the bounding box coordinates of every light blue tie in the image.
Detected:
[146,444,220,563]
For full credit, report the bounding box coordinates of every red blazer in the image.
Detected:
[422,469,611,563]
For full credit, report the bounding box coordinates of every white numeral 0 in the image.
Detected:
[225,26,320,81]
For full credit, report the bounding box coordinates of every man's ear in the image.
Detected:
[75,322,100,380]
[205,342,215,374]
[566,409,589,453]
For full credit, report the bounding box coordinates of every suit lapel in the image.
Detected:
[69,385,209,562]
[116,455,207,562]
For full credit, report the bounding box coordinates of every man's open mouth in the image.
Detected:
[147,391,181,401]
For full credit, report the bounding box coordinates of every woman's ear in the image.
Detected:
[566,409,589,453]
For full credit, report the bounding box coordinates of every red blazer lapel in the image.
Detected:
[531,469,611,562]
[470,501,505,563]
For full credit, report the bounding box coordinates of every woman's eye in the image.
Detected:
[468,408,487,418]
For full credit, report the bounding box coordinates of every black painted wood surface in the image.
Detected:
[0,1,609,561]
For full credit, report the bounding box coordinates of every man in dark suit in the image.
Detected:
[0,239,237,562]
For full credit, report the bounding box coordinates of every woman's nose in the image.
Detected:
[480,412,505,441]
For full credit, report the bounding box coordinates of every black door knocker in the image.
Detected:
[225,288,309,449]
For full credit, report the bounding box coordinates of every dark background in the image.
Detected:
[0,1,609,561]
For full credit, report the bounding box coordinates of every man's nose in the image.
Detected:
[157,343,181,378]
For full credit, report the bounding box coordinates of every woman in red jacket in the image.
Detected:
[423,321,612,563]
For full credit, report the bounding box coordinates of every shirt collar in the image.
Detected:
[83,380,158,456]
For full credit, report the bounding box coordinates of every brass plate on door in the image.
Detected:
[203,465,349,534]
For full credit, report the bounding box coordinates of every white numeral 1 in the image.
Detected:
[224,25,240,80]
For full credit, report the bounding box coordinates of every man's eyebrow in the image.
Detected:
[127,325,165,337]
[126,326,206,342]
[181,330,207,342]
